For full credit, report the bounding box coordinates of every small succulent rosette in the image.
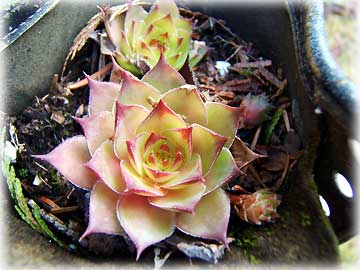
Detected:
[34,55,242,259]
[239,94,271,129]
[102,0,206,75]
[231,189,281,225]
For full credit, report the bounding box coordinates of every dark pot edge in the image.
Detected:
[287,0,358,134]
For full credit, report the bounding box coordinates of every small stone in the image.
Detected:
[215,61,231,77]
[4,141,17,162]
[33,175,43,186]
[50,111,65,124]
[75,104,85,117]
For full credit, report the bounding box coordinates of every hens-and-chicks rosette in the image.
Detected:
[229,189,281,225]
[102,0,206,76]
[34,55,242,259]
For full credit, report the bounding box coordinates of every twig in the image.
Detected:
[248,165,267,188]
[49,74,59,93]
[66,187,75,200]
[231,184,251,194]
[273,154,290,191]
[199,84,217,92]
[34,161,48,172]
[232,60,272,69]
[282,110,293,132]
[251,126,262,150]
[50,206,79,214]
[67,63,113,90]
[225,46,242,62]
[40,196,59,208]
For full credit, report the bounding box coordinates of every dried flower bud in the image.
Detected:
[231,189,281,225]
[239,94,271,129]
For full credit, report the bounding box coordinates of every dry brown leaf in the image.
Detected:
[50,111,65,124]
[61,13,102,77]
[258,148,288,172]
[230,136,265,169]
[257,66,286,88]
[61,2,132,78]
[232,60,272,69]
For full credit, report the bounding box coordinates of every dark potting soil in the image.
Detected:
[7,7,301,260]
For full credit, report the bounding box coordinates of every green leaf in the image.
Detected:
[264,108,283,144]
[31,202,66,248]
[14,205,42,233]
[11,165,43,232]
[1,126,66,248]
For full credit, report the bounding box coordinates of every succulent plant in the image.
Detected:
[34,55,242,259]
[103,0,199,76]
[230,189,281,225]
[239,94,271,129]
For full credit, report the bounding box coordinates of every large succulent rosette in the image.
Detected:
[104,0,193,75]
[34,56,241,259]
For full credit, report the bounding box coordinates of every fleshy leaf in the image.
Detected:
[113,51,142,78]
[74,112,114,155]
[161,85,207,126]
[142,54,185,93]
[176,188,230,245]
[120,160,166,196]
[33,136,97,190]
[126,132,149,175]
[117,194,175,260]
[136,100,186,135]
[145,5,166,26]
[87,75,120,115]
[162,127,192,162]
[161,153,202,189]
[118,31,133,59]
[114,102,149,159]
[86,140,125,194]
[206,102,241,147]
[110,51,141,81]
[80,181,123,240]
[230,136,265,169]
[156,0,180,19]
[143,163,179,183]
[124,4,148,45]
[149,181,205,213]
[191,124,227,175]
[117,69,160,109]
[174,17,192,33]
[204,148,240,194]
[189,40,208,68]
[101,7,124,46]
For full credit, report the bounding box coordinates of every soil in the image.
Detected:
[6,7,302,262]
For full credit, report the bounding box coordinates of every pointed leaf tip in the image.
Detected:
[191,124,227,175]
[88,77,120,115]
[136,99,186,135]
[33,136,97,190]
[86,140,126,194]
[117,194,175,260]
[118,72,160,110]
[230,136,265,169]
[176,188,230,245]
[206,102,241,148]
[142,53,186,93]
[74,112,114,155]
[80,181,123,241]
[161,85,207,126]
[114,102,149,159]
[149,181,206,213]
[204,148,240,194]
